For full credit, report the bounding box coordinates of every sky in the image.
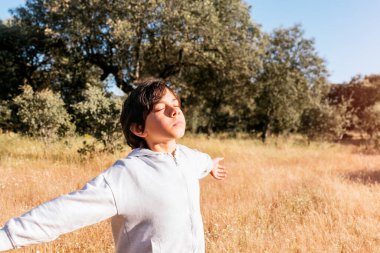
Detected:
[1,0,379,84]
[246,0,380,83]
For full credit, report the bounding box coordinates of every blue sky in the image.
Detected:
[246,0,380,83]
[1,0,379,84]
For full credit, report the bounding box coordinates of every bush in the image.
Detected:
[13,85,74,142]
[299,100,353,143]
[356,103,380,148]
[72,86,123,153]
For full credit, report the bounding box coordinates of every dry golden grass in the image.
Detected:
[1,133,380,252]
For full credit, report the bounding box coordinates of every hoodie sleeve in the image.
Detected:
[193,149,213,179]
[0,173,117,251]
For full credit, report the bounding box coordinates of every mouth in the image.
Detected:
[173,121,185,127]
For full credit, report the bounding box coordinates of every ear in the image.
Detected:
[130,123,147,138]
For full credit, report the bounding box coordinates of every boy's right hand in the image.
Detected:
[210,157,227,180]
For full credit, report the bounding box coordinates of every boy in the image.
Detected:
[0,78,227,252]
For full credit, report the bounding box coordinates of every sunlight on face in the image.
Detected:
[143,89,186,144]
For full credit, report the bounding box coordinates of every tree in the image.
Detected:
[153,0,263,133]
[0,21,49,100]
[0,18,97,107]
[252,25,329,141]
[8,0,263,134]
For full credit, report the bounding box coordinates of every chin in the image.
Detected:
[175,130,185,138]
[175,128,186,138]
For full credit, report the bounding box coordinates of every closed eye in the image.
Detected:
[154,103,181,113]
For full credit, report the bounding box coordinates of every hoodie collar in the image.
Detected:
[128,144,180,157]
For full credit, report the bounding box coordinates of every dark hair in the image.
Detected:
[120,78,180,149]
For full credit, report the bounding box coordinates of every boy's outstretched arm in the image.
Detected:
[210,157,227,180]
[0,173,117,251]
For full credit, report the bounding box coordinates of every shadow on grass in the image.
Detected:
[346,169,380,185]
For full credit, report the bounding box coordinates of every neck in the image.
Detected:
[146,139,177,155]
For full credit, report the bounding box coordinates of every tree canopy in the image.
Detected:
[251,25,329,140]
[2,0,372,144]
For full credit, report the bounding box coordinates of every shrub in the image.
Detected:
[299,100,354,143]
[356,103,380,148]
[13,85,74,142]
[72,85,123,153]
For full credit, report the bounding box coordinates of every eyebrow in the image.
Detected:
[156,98,179,104]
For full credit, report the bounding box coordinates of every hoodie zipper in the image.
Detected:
[171,154,196,253]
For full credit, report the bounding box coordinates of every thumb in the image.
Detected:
[213,157,224,163]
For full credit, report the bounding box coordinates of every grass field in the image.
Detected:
[1,133,380,252]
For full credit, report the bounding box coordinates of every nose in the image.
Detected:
[169,106,181,117]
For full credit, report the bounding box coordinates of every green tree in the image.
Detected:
[9,0,263,134]
[252,25,329,141]
[155,0,263,133]
[0,20,50,100]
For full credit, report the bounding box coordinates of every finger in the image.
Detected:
[216,171,227,176]
[217,168,227,174]
[217,174,227,179]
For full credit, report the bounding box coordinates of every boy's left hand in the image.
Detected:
[210,157,227,180]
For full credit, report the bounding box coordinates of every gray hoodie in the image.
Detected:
[0,144,213,253]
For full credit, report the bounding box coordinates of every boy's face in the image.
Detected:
[142,88,186,144]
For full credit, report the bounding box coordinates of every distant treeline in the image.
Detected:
[0,0,379,151]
